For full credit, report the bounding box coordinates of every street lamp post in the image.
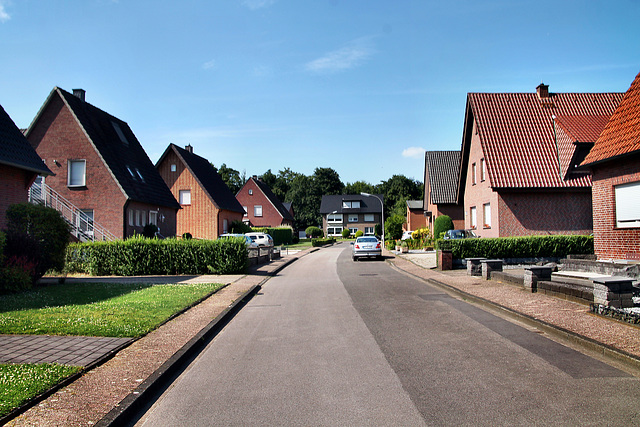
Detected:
[360,192,384,244]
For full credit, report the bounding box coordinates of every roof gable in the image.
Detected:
[158,144,244,213]
[465,90,622,189]
[425,151,460,204]
[582,71,640,166]
[46,88,179,209]
[0,105,52,175]
[251,177,294,221]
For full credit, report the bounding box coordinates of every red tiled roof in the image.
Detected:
[468,91,622,188]
[582,71,640,166]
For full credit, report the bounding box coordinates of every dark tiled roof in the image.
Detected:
[56,88,179,209]
[425,151,460,204]
[319,194,383,214]
[252,178,294,221]
[159,144,244,213]
[582,71,640,166]
[0,104,52,175]
[467,91,622,188]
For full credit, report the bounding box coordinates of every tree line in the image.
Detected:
[214,164,423,231]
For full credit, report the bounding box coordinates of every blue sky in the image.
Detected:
[1,1,639,186]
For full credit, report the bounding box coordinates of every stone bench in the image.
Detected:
[592,276,635,309]
[466,257,487,276]
[523,265,553,292]
[481,259,503,280]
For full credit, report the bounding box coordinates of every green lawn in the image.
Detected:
[0,363,81,418]
[0,282,225,337]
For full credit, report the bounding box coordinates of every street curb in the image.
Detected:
[96,255,300,426]
[389,261,640,374]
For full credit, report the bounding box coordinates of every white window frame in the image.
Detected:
[243,206,248,217]
[254,205,263,217]
[472,162,477,185]
[171,164,177,172]
[149,211,158,226]
[179,190,191,205]
[223,218,228,234]
[483,203,491,228]
[364,214,374,222]
[364,226,374,235]
[342,201,361,209]
[327,226,343,236]
[349,227,358,235]
[135,210,141,227]
[348,214,358,223]
[141,210,146,227]
[129,210,134,226]
[615,181,640,228]
[470,206,477,229]
[480,158,486,182]
[327,213,343,223]
[68,159,86,187]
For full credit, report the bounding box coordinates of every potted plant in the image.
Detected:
[400,240,409,253]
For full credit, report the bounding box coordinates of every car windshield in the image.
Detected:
[358,237,378,243]
[450,230,464,238]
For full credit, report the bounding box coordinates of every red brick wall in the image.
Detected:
[0,164,35,230]
[157,151,241,239]
[406,208,427,231]
[498,190,592,236]
[236,179,284,227]
[591,156,640,260]
[27,94,128,238]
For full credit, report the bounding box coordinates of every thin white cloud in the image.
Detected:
[242,0,276,10]
[202,59,216,70]
[402,147,425,159]
[0,2,10,23]
[305,38,375,74]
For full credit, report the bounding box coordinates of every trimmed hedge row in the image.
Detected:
[311,238,336,247]
[436,235,594,259]
[251,227,293,245]
[65,236,248,276]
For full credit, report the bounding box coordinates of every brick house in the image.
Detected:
[26,87,179,239]
[457,84,622,237]
[580,71,640,261]
[236,176,294,228]
[0,105,53,230]
[320,194,383,237]
[156,143,245,239]
[423,150,464,234]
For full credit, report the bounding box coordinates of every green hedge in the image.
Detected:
[65,236,247,276]
[311,237,336,247]
[251,227,293,245]
[436,235,593,259]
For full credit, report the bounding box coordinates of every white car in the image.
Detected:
[218,234,258,248]
[401,230,414,240]
[245,232,274,247]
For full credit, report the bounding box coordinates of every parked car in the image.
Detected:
[351,236,382,261]
[401,230,414,240]
[245,232,274,247]
[218,233,258,248]
[443,229,478,240]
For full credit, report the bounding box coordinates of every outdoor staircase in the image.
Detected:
[28,181,117,242]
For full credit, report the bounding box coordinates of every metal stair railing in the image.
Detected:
[28,182,118,242]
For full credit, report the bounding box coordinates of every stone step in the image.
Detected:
[551,271,608,287]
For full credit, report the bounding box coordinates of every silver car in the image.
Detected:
[246,232,274,247]
[352,236,382,261]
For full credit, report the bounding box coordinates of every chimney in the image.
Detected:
[536,83,549,99]
[72,89,86,102]
[252,175,258,180]
[185,144,193,153]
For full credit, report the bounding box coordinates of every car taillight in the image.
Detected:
[376,242,381,248]
[355,244,360,249]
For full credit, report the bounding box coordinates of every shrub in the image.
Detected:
[412,228,430,240]
[341,228,351,238]
[384,215,405,240]
[65,236,247,276]
[143,224,158,238]
[0,263,33,294]
[305,226,323,238]
[311,237,335,247]
[436,235,594,259]
[355,230,364,238]
[251,227,293,245]
[433,215,453,240]
[4,203,70,282]
[231,220,252,234]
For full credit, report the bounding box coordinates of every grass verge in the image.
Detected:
[0,363,81,418]
[0,282,225,337]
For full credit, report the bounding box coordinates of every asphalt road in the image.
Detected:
[136,244,640,426]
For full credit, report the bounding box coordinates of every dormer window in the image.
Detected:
[342,201,360,209]
[135,168,145,183]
